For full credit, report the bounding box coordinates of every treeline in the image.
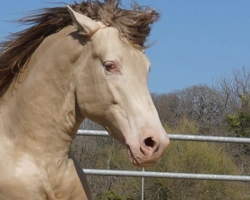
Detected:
[72,67,250,199]
[152,67,250,139]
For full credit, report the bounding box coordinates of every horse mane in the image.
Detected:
[0,0,159,98]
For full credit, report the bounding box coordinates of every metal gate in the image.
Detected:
[77,129,250,199]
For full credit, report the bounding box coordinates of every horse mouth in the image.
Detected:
[127,148,140,166]
[126,147,160,167]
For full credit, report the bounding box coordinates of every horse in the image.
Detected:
[0,1,169,199]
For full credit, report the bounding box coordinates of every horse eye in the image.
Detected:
[104,61,118,73]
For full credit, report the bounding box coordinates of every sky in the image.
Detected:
[0,1,250,94]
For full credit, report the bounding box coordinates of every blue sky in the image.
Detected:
[1,1,250,94]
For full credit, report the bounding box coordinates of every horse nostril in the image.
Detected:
[144,137,155,148]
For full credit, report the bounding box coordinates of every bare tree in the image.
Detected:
[176,84,227,134]
[151,92,181,126]
[152,85,227,134]
[218,66,250,113]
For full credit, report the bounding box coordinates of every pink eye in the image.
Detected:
[104,61,118,73]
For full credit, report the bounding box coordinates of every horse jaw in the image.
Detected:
[100,93,170,167]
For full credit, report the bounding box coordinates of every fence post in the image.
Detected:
[142,167,144,200]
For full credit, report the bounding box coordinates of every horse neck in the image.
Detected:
[0,26,85,158]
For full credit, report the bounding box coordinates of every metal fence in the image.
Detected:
[77,129,250,199]
[77,129,250,182]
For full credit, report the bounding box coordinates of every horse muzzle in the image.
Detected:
[126,134,170,167]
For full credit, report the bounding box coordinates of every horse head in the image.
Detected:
[68,6,169,167]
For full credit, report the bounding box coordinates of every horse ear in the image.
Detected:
[67,5,100,36]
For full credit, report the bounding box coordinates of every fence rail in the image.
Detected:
[77,129,250,144]
[77,129,250,182]
[83,169,250,182]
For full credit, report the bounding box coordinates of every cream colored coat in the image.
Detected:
[0,7,169,200]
